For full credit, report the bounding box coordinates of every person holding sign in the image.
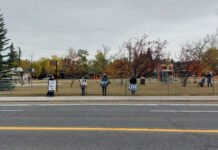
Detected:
[100,73,109,96]
[79,76,87,96]
[129,75,137,95]
[47,76,56,96]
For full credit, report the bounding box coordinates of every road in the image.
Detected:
[0,103,218,150]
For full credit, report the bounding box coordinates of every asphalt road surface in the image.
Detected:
[0,103,218,150]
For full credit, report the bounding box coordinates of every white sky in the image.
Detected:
[0,0,218,61]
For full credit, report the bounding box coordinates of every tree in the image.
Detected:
[0,11,11,79]
[77,49,88,63]
[37,58,51,78]
[32,61,42,78]
[93,45,110,74]
[122,35,167,77]
[50,55,64,78]
[179,32,218,76]
[178,32,218,86]
[63,48,78,78]
[8,43,18,68]
[202,48,218,73]
[77,49,89,76]
[94,51,108,74]
[206,30,218,48]
[142,48,155,77]
[179,40,208,86]
[106,58,129,78]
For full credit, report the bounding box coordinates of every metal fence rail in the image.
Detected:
[0,79,15,91]
[0,77,217,96]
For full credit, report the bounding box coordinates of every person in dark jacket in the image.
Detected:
[100,73,109,96]
[206,72,212,87]
[198,76,205,87]
[129,76,137,95]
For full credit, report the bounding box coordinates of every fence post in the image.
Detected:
[213,76,215,95]
[10,79,12,96]
[167,72,170,96]
[125,78,127,96]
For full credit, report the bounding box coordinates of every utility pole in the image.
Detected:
[56,60,58,92]
[49,60,58,93]
[128,45,132,76]
[30,55,33,88]
[18,47,21,66]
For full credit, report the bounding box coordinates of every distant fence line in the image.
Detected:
[0,76,218,96]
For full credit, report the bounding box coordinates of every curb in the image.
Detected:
[0,96,218,103]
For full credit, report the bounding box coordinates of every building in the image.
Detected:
[157,63,174,81]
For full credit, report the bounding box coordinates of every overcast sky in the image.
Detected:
[0,0,218,60]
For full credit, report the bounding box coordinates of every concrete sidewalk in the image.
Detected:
[0,96,218,103]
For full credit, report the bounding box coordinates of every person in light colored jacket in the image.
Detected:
[79,77,87,96]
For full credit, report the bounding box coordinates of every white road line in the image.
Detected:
[150,110,218,113]
[0,104,157,106]
[1,103,218,107]
[0,110,24,112]
[0,104,29,106]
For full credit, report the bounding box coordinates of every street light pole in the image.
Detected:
[30,55,33,88]
[214,58,218,95]
[18,47,21,66]
[213,74,215,95]
[56,60,58,92]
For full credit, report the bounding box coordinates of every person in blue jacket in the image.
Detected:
[100,73,109,96]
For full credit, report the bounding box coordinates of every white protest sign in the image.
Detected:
[48,80,56,91]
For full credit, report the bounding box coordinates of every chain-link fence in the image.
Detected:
[0,77,218,96]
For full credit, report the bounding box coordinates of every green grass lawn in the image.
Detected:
[0,78,217,96]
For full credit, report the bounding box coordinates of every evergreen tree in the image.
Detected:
[0,11,11,79]
[8,43,19,68]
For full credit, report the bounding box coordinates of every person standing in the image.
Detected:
[129,75,137,95]
[28,75,31,84]
[100,73,109,96]
[47,76,55,96]
[79,77,87,96]
[206,72,212,87]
